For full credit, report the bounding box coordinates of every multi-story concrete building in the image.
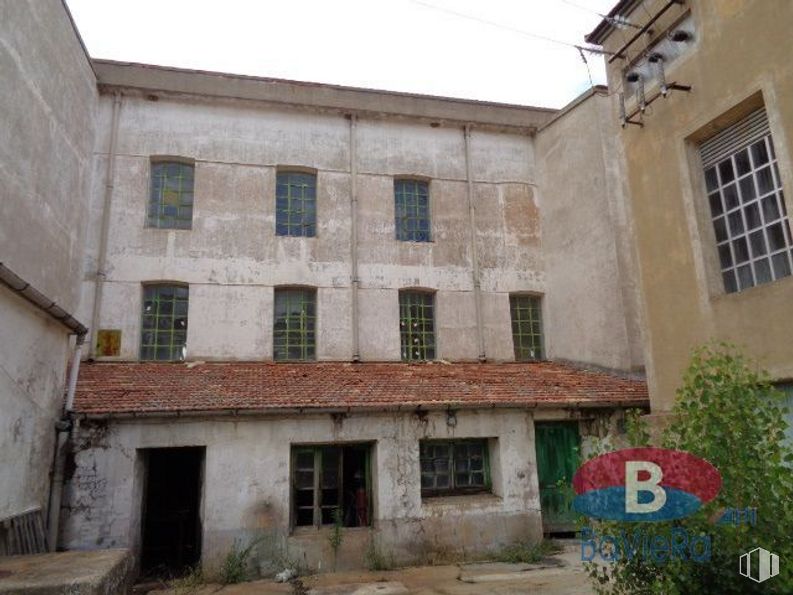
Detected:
[1,0,657,579]
[586,0,793,416]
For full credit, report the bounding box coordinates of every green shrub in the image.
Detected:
[495,539,562,564]
[364,538,393,571]
[220,537,263,585]
[170,565,203,594]
[584,343,793,594]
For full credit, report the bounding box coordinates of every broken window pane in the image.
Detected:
[148,161,194,229]
[140,284,189,361]
[419,439,490,497]
[399,291,435,361]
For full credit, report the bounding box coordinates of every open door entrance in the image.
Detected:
[534,422,580,535]
[141,447,204,577]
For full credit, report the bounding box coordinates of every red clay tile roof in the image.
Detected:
[73,361,648,416]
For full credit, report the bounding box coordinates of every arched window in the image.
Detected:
[147,161,194,229]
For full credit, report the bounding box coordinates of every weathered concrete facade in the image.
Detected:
[1,0,653,578]
[0,0,97,520]
[589,0,793,411]
[60,408,622,574]
[77,62,642,370]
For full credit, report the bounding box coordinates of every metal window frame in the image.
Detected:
[139,283,189,361]
[276,171,317,237]
[394,179,431,242]
[290,444,372,529]
[702,130,793,294]
[147,161,195,230]
[399,290,436,361]
[273,287,317,361]
[419,439,491,498]
[509,294,544,361]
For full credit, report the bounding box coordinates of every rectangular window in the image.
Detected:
[399,290,435,361]
[292,444,371,528]
[274,288,316,361]
[510,294,544,361]
[700,108,793,293]
[276,171,317,237]
[147,161,194,229]
[140,285,188,361]
[420,439,490,497]
[394,179,431,242]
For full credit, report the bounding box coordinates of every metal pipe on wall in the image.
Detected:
[464,124,487,362]
[349,113,361,362]
[88,91,122,358]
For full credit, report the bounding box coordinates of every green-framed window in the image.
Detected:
[399,290,435,361]
[420,439,490,497]
[274,288,316,361]
[509,294,544,361]
[147,161,194,229]
[394,179,431,242]
[292,444,372,528]
[276,171,317,237]
[140,284,189,361]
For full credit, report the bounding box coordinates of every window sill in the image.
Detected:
[421,493,501,509]
[290,525,372,537]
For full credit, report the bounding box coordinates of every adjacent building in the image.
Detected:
[586,0,793,416]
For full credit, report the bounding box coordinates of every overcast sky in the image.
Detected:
[66,0,616,109]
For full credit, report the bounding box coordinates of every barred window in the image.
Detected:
[510,295,544,361]
[700,109,793,293]
[274,288,316,361]
[394,179,431,242]
[276,172,317,237]
[399,290,435,361]
[140,285,188,361]
[147,161,194,229]
[420,440,490,497]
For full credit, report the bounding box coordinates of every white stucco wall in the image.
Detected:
[80,92,549,364]
[61,409,545,573]
[0,0,97,519]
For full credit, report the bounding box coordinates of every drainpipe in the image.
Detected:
[88,91,122,359]
[464,125,487,362]
[349,114,361,362]
[47,332,85,551]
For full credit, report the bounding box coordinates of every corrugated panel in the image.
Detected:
[700,108,770,169]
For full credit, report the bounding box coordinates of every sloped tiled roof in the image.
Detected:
[72,361,648,416]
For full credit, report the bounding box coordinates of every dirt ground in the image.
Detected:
[144,542,593,595]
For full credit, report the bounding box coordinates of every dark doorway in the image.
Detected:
[141,447,204,577]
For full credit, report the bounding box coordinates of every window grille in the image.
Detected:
[509,295,544,361]
[394,179,431,242]
[419,440,490,497]
[276,172,317,237]
[148,162,194,229]
[140,285,188,361]
[700,109,792,293]
[399,291,435,361]
[274,288,316,361]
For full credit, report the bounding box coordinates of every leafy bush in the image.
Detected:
[584,344,793,594]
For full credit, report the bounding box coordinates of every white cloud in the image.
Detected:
[66,0,617,108]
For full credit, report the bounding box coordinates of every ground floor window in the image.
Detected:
[292,444,371,528]
[419,439,490,497]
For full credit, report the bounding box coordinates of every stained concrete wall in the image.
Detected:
[536,91,644,372]
[82,72,641,369]
[80,89,544,363]
[60,408,618,574]
[595,0,793,410]
[0,0,97,519]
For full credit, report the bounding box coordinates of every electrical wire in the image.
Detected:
[409,0,612,56]
[560,0,642,30]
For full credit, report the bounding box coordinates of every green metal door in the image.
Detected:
[534,422,580,533]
